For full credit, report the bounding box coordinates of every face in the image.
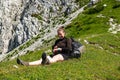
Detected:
[57,30,65,39]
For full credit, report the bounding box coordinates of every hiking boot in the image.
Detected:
[17,58,29,66]
[41,52,49,65]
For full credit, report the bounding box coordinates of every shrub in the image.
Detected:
[75,0,89,7]
[112,2,120,9]
[49,7,54,12]
[31,14,42,20]
[84,3,104,14]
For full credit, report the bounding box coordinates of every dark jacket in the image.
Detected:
[52,37,72,54]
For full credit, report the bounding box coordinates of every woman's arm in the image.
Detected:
[52,39,60,53]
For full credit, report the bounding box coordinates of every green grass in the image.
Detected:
[0,44,120,80]
[0,0,120,79]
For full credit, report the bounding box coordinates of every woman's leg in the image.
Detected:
[26,54,64,65]
[17,54,64,66]
[29,59,42,66]
[17,58,42,66]
[47,54,64,64]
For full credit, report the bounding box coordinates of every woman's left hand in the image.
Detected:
[53,48,62,53]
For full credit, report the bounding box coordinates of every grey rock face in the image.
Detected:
[0,0,78,54]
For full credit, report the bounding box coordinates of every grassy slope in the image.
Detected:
[0,0,120,80]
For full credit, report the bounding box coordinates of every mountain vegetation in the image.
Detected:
[0,0,120,80]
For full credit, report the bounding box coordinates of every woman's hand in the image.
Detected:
[54,46,58,49]
[53,49,58,53]
[53,46,58,53]
[53,48,62,53]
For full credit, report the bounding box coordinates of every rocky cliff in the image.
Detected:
[0,0,79,54]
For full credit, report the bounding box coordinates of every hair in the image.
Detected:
[57,26,65,33]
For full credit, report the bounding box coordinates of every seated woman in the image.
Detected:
[17,26,72,66]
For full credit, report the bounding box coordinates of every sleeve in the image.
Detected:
[62,38,72,53]
[52,39,58,51]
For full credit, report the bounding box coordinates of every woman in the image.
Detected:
[17,26,72,66]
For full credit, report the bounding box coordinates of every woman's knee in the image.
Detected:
[53,54,64,61]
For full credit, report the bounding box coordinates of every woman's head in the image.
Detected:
[57,26,65,39]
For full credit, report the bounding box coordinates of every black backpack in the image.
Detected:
[70,38,85,58]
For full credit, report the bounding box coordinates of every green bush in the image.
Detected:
[49,7,54,12]
[31,14,42,20]
[75,0,89,7]
[84,3,104,14]
[112,2,120,9]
